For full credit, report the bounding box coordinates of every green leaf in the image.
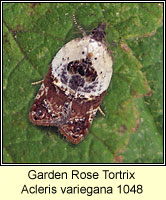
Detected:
[122,26,163,163]
[3,3,163,163]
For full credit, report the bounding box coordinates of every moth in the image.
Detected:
[29,16,113,144]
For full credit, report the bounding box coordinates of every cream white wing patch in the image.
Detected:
[51,36,113,98]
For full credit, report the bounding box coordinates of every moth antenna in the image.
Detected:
[73,14,86,37]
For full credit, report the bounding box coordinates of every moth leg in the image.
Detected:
[98,106,105,117]
[73,14,87,37]
[31,79,44,85]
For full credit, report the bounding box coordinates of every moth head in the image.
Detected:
[91,23,106,42]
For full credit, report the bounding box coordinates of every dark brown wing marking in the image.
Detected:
[29,65,72,126]
[29,65,106,144]
[59,91,106,144]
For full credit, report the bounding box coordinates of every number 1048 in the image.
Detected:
[117,184,143,194]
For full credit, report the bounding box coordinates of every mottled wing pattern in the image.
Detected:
[29,64,106,144]
[29,22,113,144]
[29,66,72,127]
[59,91,106,144]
